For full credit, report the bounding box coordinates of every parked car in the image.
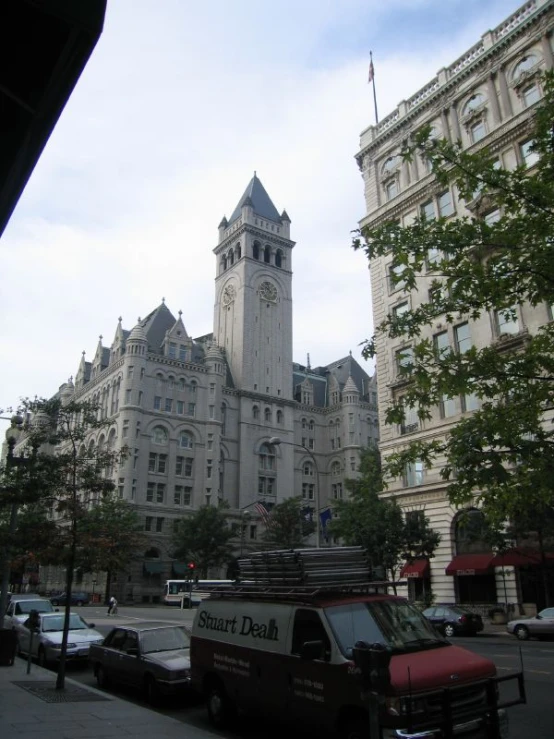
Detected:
[49,592,90,607]
[422,605,484,637]
[506,607,554,640]
[90,622,192,704]
[4,597,56,629]
[15,611,103,667]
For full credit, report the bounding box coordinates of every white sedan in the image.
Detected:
[506,607,554,640]
[16,612,104,667]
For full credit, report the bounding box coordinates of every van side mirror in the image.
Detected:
[300,640,324,660]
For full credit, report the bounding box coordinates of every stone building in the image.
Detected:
[38,174,378,602]
[355,0,554,610]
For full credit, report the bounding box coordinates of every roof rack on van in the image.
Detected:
[207,580,400,604]
[233,546,388,589]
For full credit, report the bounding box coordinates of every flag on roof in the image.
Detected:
[368,52,375,83]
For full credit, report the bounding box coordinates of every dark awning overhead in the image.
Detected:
[491,548,554,568]
[143,561,165,575]
[400,559,430,579]
[445,553,495,576]
[0,0,107,238]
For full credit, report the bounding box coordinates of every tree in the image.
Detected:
[329,448,440,592]
[172,503,234,578]
[76,495,146,601]
[9,397,121,689]
[261,497,314,550]
[353,72,554,604]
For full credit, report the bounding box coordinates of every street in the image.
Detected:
[26,604,554,739]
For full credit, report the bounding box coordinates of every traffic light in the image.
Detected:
[187,562,195,580]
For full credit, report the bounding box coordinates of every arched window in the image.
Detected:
[253,405,260,420]
[463,92,485,115]
[259,443,275,470]
[264,407,272,422]
[253,241,260,260]
[275,249,283,268]
[513,55,537,80]
[302,417,307,429]
[221,256,227,272]
[235,243,241,260]
[221,402,227,434]
[303,461,314,476]
[179,377,186,390]
[228,249,234,266]
[167,375,175,389]
[276,410,283,425]
[264,246,271,263]
[331,461,341,476]
[179,431,193,449]
[153,426,169,445]
[189,380,197,394]
[382,154,400,175]
[308,419,315,432]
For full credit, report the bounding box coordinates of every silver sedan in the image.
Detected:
[506,607,554,640]
[16,612,104,666]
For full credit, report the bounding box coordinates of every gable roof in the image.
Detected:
[228,173,281,226]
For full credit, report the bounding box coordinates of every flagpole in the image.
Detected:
[369,51,379,125]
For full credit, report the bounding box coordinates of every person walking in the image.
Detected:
[107,595,118,616]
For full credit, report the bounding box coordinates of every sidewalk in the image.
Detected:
[0,658,218,739]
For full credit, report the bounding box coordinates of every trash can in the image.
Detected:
[0,628,17,666]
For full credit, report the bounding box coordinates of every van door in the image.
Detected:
[285,608,336,729]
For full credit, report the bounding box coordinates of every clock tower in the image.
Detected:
[213,174,294,399]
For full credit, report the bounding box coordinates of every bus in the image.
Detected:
[163,579,234,606]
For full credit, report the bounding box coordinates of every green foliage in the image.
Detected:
[329,449,439,587]
[172,503,235,577]
[353,73,554,569]
[261,496,315,549]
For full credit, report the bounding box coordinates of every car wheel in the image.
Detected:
[340,716,368,739]
[76,600,84,607]
[444,624,456,638]
[206,682,236,729]
[514,625,530,641]
[96,665,111,689]
[144,675,161,706]
[51,600,59,607]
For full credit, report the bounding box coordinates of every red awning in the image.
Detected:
[445,553,495,576]
[491,548,554,567]
[400,559,430,578]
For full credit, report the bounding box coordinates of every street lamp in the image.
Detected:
[269,436,321,549]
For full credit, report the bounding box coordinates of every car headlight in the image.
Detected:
[386,696,426,716]
[177,668,191,679]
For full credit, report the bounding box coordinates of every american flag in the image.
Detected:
[255,502,272,527]
[368,54,375,84]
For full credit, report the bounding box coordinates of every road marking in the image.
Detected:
[526,669,551,675]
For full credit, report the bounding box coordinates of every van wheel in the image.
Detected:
[444,624,456,638]
[341,717,367,739]
[76,600,84,607]
[514,625,529,641]
[207,683,236,728]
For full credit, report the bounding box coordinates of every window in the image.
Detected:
[303,462,314,476]
[395,346,414,374]
[179,431,194,449]
[461,393,480,412]
[125,389,132,404]
[404,460,424,487]
[440,394,457,418]
[470,119,486,143]
[522,83,540,108]
[165,398,173,413]
[207,433,214,451]
[259,443,275,471]
[152,426,168,445]
[127,366,134,379]
[189,381,197,394]
[148,453,167,474]
[188,403,196,417]
[145,516,153,532]
[168,343,177,359]
[513,55,536,79]
[484,209,500,225]
[454,323,472,353]
[420,200,435,220]
[427,247,441,267]
[385,179,398,201]
[147,482,165,503]
[332,483,343,500]
[389,263,406,292]
[258,477,275,496]
[393,302,409,321]
[179,345,187,361]
[249,525,257,540]
[463,92,485,114]
[302,483,315,500]
[520,139,539,168]
[400,399,419,435]
[495,307,519,336]
[253,405,259,420]
[434,331,450,359]
[264,407,271,422]
[122,420,129,438]
[438,190,454,217]
[429,284,446,306]
[156,518,164,533]
[118,478,124,498]
[177,400,184,415]
[276,410,283,425]
[331,461,341,476]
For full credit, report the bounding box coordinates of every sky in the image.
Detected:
[0,0,525,430]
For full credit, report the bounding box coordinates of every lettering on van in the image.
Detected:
[292,676,325,703]
[198,610,279,641]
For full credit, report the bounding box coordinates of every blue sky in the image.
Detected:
[0,0,524,424]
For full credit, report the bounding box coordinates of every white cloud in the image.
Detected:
[0,0,525,419]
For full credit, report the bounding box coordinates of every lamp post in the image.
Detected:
[240,510,251,556]
[269,437,321,549]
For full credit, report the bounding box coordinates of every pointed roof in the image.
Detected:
[228,173,281,226]
[140,302,176,352]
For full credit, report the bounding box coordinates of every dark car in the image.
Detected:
[422,605,484,637]
[90,622,192,704]
[49,592,90,607]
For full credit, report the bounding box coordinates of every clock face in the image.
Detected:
[222,284,236,305]
[259,281,278,302]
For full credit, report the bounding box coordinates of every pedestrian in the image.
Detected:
[107,595,117,616]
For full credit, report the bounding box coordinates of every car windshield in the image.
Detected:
[141,626,190,654]
[17,600,54,615]
[41,614,89,632]
[325,599,446,655]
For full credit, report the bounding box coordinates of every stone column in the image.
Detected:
[497,66,513,118]
[487,73,501,124]
[541,31,554,68]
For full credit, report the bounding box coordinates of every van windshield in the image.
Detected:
[325,600,445,655]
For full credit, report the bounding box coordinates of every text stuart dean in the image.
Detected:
[198,610,279,641]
